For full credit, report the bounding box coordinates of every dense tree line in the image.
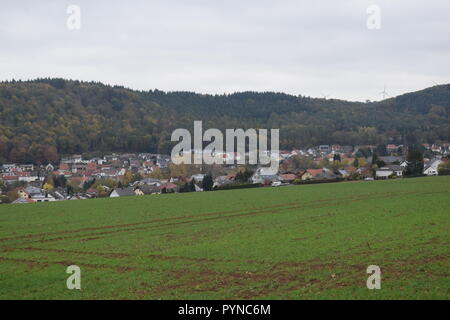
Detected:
[0,78,449,164]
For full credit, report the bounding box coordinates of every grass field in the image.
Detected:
[0,176,449,299]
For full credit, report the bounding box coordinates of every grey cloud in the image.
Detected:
[0,0,449,101]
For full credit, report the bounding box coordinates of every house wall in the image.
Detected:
[301,173,313,180]
[376,170,393,179]
[424,168,438,176]
[110,191,120,197]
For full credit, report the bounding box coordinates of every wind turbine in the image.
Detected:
[379,85,389,100]
[321,93,331,100]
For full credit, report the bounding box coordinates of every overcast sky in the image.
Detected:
[1,0,449,101]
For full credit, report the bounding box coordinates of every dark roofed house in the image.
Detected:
[136,178,162,186]
[49,187,68,200]
[251,168,279,184]
[12,198,36,204]
[423,159,442,176]
[156,157,170,168]
[315,168,337,180]
[24,186,42,195]
[375,165,404,179]
[29,180,44,188]
[213,175,235,188]
[129,160,141,168]
[72,163,87,173]
[86,188,99,198]
[109,187,135,198]
[387,165,404,175]
[378,156,403,164]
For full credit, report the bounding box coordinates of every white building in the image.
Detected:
[18,172,38,183]
[423,159,443,176]
[251,167,279,184]
[30,193,56,203]
[191,174,206,182]
[375,165,403,179]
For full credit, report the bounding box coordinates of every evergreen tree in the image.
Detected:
[180,182,189,193]
[66,185,74,196]
[189,179,196,192]
[405,148,424,176]
[202,174,214,191]
[0,79,449,164]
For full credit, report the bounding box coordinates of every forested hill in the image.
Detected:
[0,78,449,164]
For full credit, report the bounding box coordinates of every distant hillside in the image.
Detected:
[0,78,449,164]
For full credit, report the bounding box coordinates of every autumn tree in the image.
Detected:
[123,171,134,185]
[438,161,450,175]
[149,168,164,179]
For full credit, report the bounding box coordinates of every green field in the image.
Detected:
[0,176,449,299]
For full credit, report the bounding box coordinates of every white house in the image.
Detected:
[375,165,403,179]
[19,164,34,172]
[18,172,38,183]
[194,184,203,192]
[423,159,442,176]
[72,155,83,163]
[251,167,279,184]
[109,187,135,198]
[191,174,206,182]
[375,168,393,179]
[389,165,404,177]
[30,193,56,202]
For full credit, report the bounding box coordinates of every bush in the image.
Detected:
[294,178,345,185]
[438,161,450,175]
[0,195,10,204]
[214,183,262,191]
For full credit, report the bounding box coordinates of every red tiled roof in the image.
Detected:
[159,183,177,190]
[1,175,18,181]
[18,172,31,177]
[279,174,297,181]
[305,169,322,177]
